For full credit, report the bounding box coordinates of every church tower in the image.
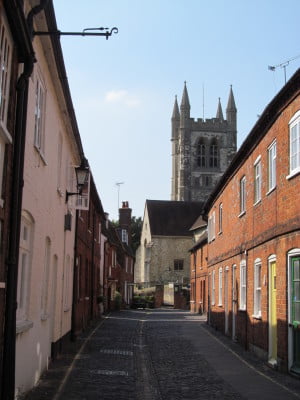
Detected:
[171,83,237,202]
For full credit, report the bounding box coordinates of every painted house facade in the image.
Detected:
[14,2,87,396]
[205,68,300,374]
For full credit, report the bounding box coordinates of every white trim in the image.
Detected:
[254,154,261,165]
[289,109,300,125]
[0,282,5,289]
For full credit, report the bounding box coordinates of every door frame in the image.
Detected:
[268,254,277,367]
[288,248,300,372]
[232,264,237,341]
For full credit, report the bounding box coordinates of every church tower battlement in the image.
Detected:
[171,83,237,202]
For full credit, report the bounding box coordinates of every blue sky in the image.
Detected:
[53,0,300,220]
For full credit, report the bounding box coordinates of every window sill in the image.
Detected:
[16,319,33,334]
[253,199,261,207]
[238,211,246,218]
[252,314,262,320]
[34,145,47,165]
[64,307,70,312]
[287,168,300,180]
[218,304,223,307]
[239,308,247,312]
[41,313,49,321]
[266,187,276,196]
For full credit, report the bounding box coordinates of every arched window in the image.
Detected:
[209,139,219,168]
[197,139,206,167]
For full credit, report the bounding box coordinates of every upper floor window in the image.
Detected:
[0,15,12,127]
[197,139,206,167]
[254,157,261,204]
[218,203,223,233]
[34,73,46,156]
[174,259,184,270]
[239,176,246,215]
[289,111,300,177]
[268,140,276,192]
[208,211,215,242]
[0,14,13,207]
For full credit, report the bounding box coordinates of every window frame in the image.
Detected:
[208,211,215,242]
[34,71,46,158]
[267,140,277,193]
[218,267,223,306]
[288,110,300,178]
[239,176,246,216]
[17,212,34,328]
[240,260,247,311]
[211,270,215,305]
[253,258,262,318]
[254,156,262,205]
[218,202,223,234]
[174,259,184,271]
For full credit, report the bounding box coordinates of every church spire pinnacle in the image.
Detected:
[216,97,224,121]
[226,85,237,129]
[172,95,180,120]
[180,81,190,110]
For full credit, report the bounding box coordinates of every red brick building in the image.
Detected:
[71,175,105,339]
[204,69,300,374]
[103,202,134,311]
[189,216,208,314]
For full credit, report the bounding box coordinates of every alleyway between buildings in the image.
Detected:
[23,309,300,400]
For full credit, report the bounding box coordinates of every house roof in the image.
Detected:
[189,215,207,231]
[189,230,208,252]
[146,200,204,237]
[203,68,300,215]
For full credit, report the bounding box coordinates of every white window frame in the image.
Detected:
[254,156,262,204]
[0,14,13,207]
[218,203,223,234]
[267,140,276,192]
[240,260,247,310]
[211,270,215,305]
[34,71,46,157]
[288,110,300,178]
[239,176,246,216]
[17,212,34,329]
[208,211,215,242]
[0,14,12,128]
[218,267,223,306]
[253,258,262,318]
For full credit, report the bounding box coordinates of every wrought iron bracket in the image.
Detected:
[33,27,118,40]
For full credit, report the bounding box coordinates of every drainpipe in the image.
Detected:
[2,2,48,398]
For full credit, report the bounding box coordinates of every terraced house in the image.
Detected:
[204,68,300,374]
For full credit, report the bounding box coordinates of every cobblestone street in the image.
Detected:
[24,309,300,400]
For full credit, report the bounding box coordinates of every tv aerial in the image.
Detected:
[268,53,300,84]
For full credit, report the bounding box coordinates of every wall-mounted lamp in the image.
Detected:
[66,158,89,203]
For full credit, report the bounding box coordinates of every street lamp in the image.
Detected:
[66,158,89,202]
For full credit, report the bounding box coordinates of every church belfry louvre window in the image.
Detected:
[209,139,219,168]
[197,139,206,167]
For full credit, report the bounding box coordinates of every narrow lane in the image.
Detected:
[24,309,300,400]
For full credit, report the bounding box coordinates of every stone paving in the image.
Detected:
[23,309,300,400]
